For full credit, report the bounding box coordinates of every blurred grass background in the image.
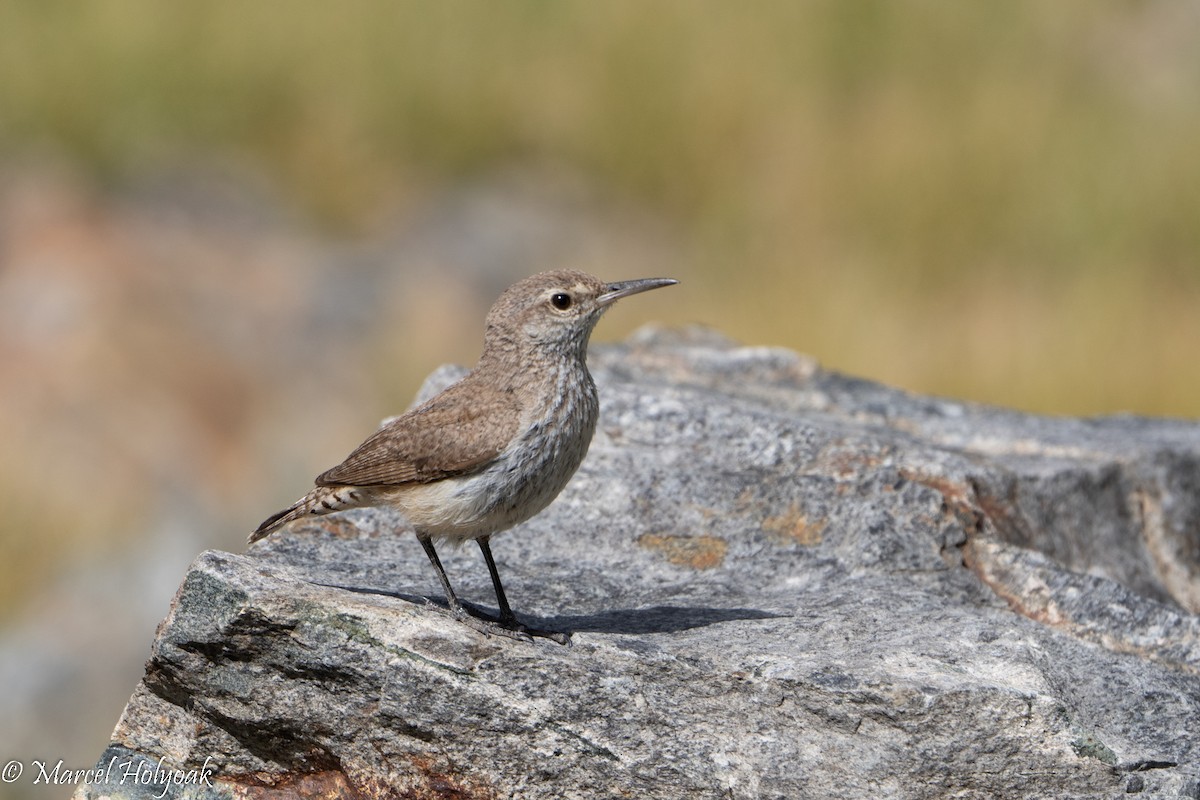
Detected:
[1,0,1198,775]
[3,1,1198,412]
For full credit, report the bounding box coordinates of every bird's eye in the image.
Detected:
[550,292,572,310]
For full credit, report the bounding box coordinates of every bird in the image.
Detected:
[249,269,678,642]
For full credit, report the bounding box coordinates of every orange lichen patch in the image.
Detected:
[318,516,373,540]
[897,468,971,507]
[231,770,364,799]
[228,759,497,800]
[825,448,883,478]
[638,533,728,570]
[405,755,499,800]
[761,506,826,546]
[689,504,724,521]
[275,516,373,541]
[897,469,987,535]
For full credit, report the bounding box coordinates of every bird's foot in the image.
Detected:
[421,597,570,644]
[498,616,571,646]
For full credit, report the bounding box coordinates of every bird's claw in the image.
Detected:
[419,596,570,644]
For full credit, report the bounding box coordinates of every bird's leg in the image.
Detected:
[417,534,467,617]
[414,533,534,643]
[477,535,517,625]
[476,536,571,645]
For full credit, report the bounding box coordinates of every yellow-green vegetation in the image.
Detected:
[0,0,1196,418]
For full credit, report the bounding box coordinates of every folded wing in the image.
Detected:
[317,378,521,487]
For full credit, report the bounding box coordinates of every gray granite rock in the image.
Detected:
[77,326,1200,799]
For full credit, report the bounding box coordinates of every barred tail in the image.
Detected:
[248,486,366,544]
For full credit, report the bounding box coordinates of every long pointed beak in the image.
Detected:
[597,277,679,308]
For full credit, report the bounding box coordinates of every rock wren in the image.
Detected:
[250,270,677,642]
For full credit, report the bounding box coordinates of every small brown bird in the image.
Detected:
[250,270,677,641]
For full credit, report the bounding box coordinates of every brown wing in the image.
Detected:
[316,376,521,487]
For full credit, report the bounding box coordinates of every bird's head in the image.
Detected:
[482,269,677,361]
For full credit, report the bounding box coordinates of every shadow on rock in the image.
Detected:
[311,582,785,636]
[534,605,788,635]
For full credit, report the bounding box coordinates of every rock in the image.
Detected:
[76,326,1200,799]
